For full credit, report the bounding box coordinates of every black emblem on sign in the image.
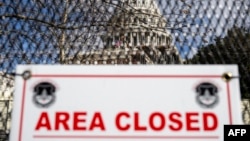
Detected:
[33,82,56,108]
[196,82,218,108]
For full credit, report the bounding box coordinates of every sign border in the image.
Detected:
[18,74,232,141]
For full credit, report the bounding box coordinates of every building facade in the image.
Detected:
[0,72,13,139]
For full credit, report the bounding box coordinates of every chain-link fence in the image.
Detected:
[0,0,250,140]
[0,100,12,141]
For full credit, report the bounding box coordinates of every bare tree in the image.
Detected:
[0,0,202,65]
[0,0,121,65]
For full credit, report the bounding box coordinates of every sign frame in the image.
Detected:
[10,65,243,141]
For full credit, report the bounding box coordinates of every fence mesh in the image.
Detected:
[0,0,250,140]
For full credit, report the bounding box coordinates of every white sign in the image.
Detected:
[10,65,243,141]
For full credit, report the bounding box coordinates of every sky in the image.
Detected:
[157,0,250,58]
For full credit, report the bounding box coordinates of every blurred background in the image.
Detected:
[0,0,250,140]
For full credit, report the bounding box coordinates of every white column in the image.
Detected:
[150,32,153,46]
[153,34,157,46]
[129,32,133,46]
[118,35,121,48]
[141,32,145,46]
[157,34,159,46]
[165,36,167,46]
[133,32,135,46]
[156,34,158,47]
[137,32,140,46]
[112,35,115,46]
[160,35,162,46]
[147,34,150,46]
[133,32,136,46]
[163,35,165,46]
[152,35,155,47]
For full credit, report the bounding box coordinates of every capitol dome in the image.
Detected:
[68,0,182,64]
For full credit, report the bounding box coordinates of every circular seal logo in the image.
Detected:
[195,82,218,108]
[33,82,56,108]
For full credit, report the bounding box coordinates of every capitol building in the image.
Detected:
[68,0,182,64]
[0,1,183,138]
